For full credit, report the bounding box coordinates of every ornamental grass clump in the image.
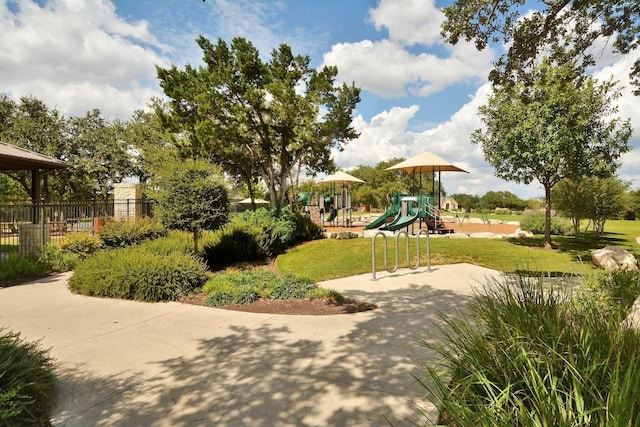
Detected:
[0,329,56,427]
[418,273,640,426]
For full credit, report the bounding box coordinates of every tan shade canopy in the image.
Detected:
[0,141,67,170]
[385,151,468,174]
[319,170,365,184]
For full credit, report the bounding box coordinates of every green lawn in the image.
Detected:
[277,220,640,282]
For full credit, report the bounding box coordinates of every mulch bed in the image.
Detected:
[179,292,377,315]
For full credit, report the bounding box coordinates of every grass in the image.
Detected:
[277,237,594,281]
[418,272,640,426]
[277,220,640,282]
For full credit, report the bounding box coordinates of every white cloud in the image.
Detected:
[593,51,640,189]
[0,0,168,118]
[322,0,494,98]
[367,0,444,46]
[334,84,545,199]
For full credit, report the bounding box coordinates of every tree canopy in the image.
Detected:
[157,160,229,253]
[0,94,138,201]
[553,176,630,237]
[473,59,632,247]
[157,36,361,212]
[442,0,640,94]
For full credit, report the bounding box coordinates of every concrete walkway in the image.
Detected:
[0,264,501,427]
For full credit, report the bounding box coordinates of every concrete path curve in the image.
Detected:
[0,264,501,427]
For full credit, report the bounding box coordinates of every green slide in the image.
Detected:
[379,212,419,231]
[365,206,399,230]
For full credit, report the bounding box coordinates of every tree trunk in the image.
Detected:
[193,229,200,254]
[544,184,552,249]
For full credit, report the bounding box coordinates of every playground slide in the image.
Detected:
[380,212,419,231]
[365,206,399,230]
[325,208,338,223]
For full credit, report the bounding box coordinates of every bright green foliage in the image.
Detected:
[0,253,47,281]
[123,104,180,190]
[203,269,328,307]
[157,160,228,254]
[57,232,102,259]
[203,207,322,266]
[66,110,133,200]
[554,176,630,237]
[629,189,640,219]
[68,244,208,302]
[582,270,640,318]
[349,159,440,209]
[419,274,640,426]
[99,216,166,248]
[474,59,632,247]
[451,193,480,211]
[480,190,527,211]
[0,329,56,427]
[441,0,640,95]
[0,94,137,201]
[204,228,263,266]
[520,211,572,236]
[156,36,361,211]
[39,244,79,272]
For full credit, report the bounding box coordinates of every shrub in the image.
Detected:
[581,269,640,317]
[203,269,331,307]
[0,329,56,426]
[419,274,640,426]
[99,216,166,248]
[203,228,264,266]
[203,207,323,267]
[57,232,102,259]
[0,253,46,281]
[520,210,573,235]
[68,243,207,302]
[39,244,79,272]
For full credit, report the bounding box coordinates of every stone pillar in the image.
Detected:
[113,183,141,221]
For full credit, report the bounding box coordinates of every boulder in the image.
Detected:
[469,232,497,239]
[511,228,534,238]
[622,295,640,331]
[592,246,638,271]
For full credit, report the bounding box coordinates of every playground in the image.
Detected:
[301,151,474,235]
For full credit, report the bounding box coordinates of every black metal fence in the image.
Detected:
[0,199,154,262]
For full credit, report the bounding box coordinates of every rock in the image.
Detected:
[511,228,534,238]
[446,233,469,239]
[469,232,497,239]
[592,246,638,271]
[623,295,640,331]
[636,236,640,245]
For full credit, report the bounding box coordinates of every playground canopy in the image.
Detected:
[384,151,468,175]
[319,170,365,184]
[385,151,468,210]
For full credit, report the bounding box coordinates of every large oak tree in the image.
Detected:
[156,36,361,212]
[442,0,640,94]
[473,59,632,248]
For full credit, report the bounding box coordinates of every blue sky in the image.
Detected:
[1,0,638,199]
